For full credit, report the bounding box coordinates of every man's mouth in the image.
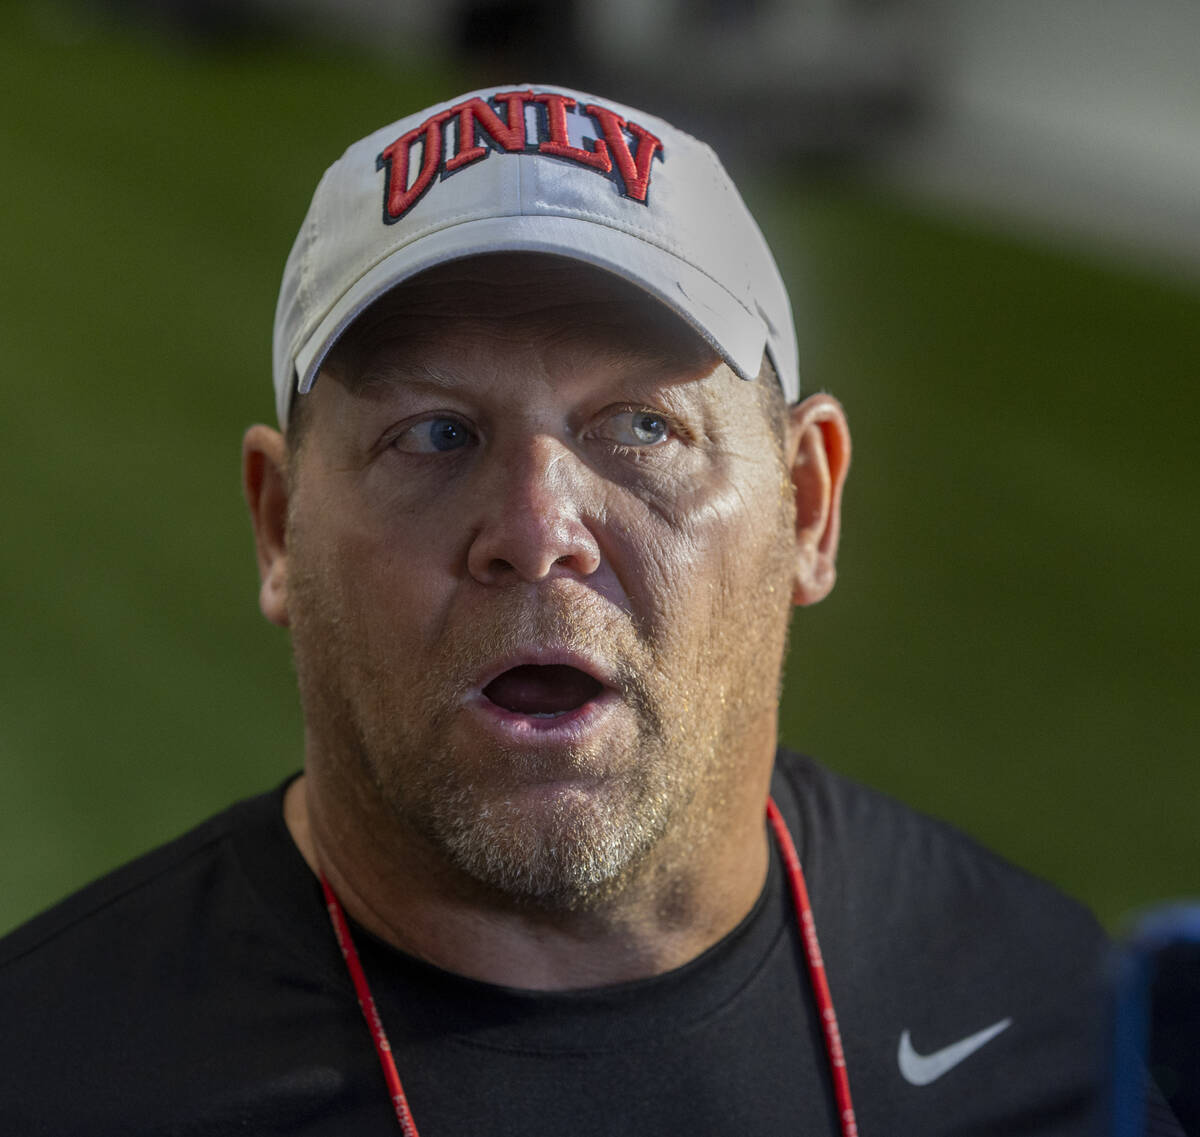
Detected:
[482,664,605,719]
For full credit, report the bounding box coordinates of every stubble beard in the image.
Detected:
[365,625,686,913]
[411,737,681,911]
[289,563,702,912]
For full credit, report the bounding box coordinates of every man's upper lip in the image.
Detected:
[473,648,618,694]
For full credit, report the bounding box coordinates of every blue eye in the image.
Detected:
[394,417,474,453]
[428,419,469,451]
[604,410,671,446]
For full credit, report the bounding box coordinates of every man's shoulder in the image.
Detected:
[772,747,1100,939]
[772,751,1110,1132]
[769,747,1108,1017]
[0,779,291,975]
[0,777,358,1135]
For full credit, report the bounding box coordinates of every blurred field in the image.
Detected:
[2,5,1197,936]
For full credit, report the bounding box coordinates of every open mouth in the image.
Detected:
[482,664,605,719]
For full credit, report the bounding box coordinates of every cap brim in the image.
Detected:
[288,213,771,420]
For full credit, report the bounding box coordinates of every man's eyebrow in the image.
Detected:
[343,359,462,398]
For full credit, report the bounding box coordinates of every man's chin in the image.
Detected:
[424,779,669,911]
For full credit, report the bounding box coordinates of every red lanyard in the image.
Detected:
[321,796,858,1137]
[766,796,858,1136]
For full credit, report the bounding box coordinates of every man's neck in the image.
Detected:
[283,772,771,991]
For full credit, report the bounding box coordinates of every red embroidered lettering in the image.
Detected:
[377,110,453,223]
[376,92,664,223]
[444,90,533,173]
[584,105,663,202]
[533,92,611,172]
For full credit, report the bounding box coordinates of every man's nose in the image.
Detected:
[466,434,602,585]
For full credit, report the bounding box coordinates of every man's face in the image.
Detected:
[282,255,798,910]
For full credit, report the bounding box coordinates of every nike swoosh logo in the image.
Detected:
[898,1018,1012,1086]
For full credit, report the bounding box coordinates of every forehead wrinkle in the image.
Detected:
[326,324,498,400]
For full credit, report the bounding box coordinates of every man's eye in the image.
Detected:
[393,417,475,454]
[601,410,672,447]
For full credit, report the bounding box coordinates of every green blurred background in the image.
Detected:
[2,2,1197,937]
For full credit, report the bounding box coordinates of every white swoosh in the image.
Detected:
[898,1018,1013,1086]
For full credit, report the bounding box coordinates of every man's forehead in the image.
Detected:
[324,254,722,388]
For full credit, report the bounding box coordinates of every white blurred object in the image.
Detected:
[880,0,1200,281]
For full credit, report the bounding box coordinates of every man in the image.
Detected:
[1,85,1123,1135]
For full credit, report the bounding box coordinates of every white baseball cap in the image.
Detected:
[272,84,799,426]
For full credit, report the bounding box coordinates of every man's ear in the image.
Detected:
[242,425,291,628]
[785,393,851,607]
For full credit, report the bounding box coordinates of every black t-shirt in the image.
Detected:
[1,752,1114,1135]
